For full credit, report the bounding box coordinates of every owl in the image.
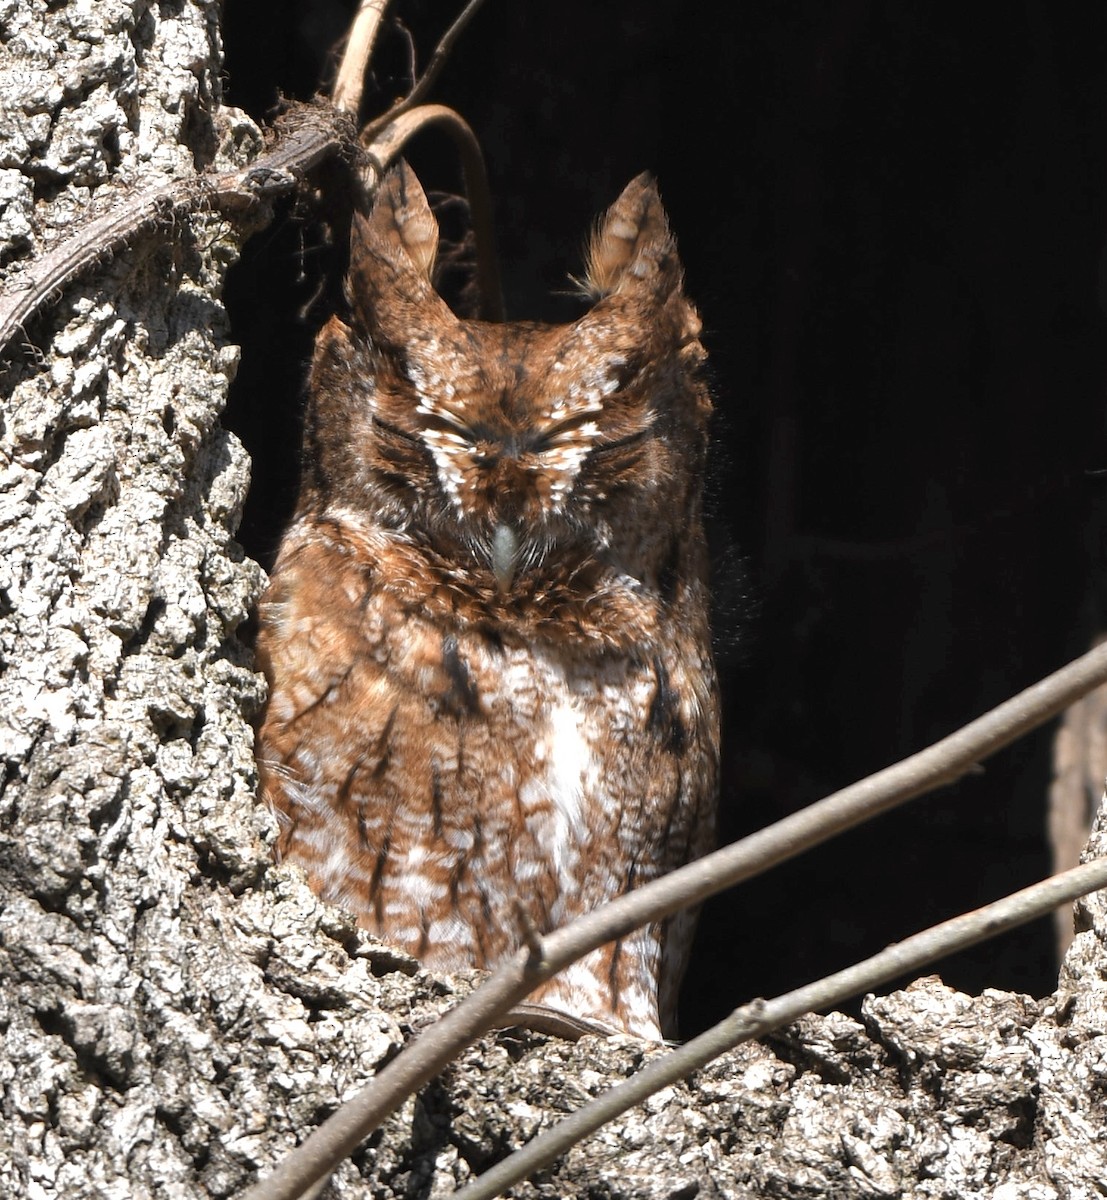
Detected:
[254,162,719,1039]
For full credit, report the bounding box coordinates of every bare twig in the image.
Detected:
[454,854,1107,1200]
[364,105,504,320]
[0,112,502,362]
[0,0,498,354]
[244,640,1107,1200]
[498,1003,617,1040]
[242,951,548,1200]
[0,104,353,357]
[331,0,390,116]
[513,899,546,962]
[362,0,489,141]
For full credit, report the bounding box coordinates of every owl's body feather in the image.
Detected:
[256,166,719,1038]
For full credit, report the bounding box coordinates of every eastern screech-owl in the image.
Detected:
[255,163,719,1039]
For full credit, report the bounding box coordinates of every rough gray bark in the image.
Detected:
[2,3,1106,1199]
[0,3,420,1196]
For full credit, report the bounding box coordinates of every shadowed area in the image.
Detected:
[222,1,1107,1035]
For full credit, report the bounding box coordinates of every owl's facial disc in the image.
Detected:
[386,336,645,588]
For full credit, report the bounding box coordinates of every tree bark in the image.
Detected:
[2,3,1106,1198]
[1049,649,1107,958]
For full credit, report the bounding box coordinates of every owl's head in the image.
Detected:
[303,162,711,599]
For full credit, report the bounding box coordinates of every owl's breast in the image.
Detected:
[256,515,716,983]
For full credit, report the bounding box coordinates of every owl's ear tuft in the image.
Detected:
[353,160,439,279]
[347,161,455,340]
[582,173,680,301]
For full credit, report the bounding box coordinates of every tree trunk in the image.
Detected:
[1049,650,1107,958]
[2,3,1106,1197]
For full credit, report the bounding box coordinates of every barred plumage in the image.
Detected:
[255,163,719,1038]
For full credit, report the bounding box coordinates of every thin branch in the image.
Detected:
[244,639,1107,1200]
[528,638,1107,967]
[331,0,390,116]
[514,899,547,962]
[364,105,504,320]
[0,100,504,358]
[454,854,1107,1200]
[498,1003,617,1040]
[242,953,547,1200]
[0,1,497,352]
[0,104,354,357]
[362,0,489,141]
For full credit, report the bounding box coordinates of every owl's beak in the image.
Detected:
[491,523,519,593]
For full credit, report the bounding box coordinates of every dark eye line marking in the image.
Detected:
[419,409,473,439]
[371,414,422,445]
[528,410,605,451]
[589,427,653,456]
[379,402,649,458]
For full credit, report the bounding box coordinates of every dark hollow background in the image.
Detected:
[221,2,1107,1036]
